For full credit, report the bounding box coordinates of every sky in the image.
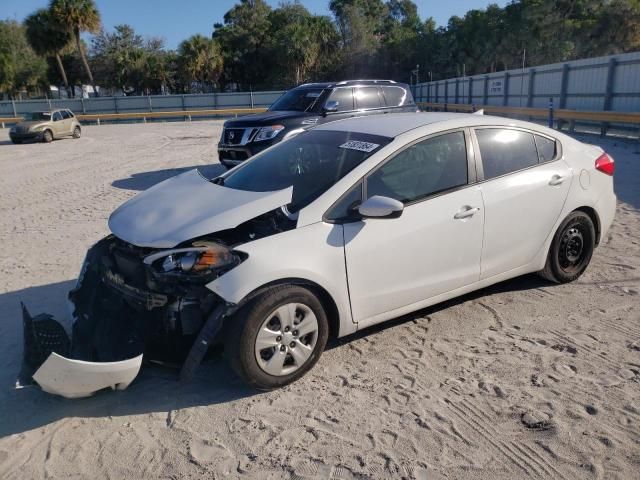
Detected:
[2,0,509,50]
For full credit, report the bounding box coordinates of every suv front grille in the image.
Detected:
[223,128,245,145]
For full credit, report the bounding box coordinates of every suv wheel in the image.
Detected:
[226,285,329,389]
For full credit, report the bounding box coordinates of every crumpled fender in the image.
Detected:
[32,352,143,399]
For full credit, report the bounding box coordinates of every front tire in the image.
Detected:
[539,211,596,283]
[225,285,329,390]
[42,129,53,143]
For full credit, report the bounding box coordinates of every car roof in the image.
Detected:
[295,80,406,89]
[314,112,557,138]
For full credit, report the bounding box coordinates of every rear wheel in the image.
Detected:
[42,129,53,143]
[225,285,328,390]
[72,126,81,138]
[539,211,595,283]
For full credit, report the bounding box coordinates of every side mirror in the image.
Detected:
[323,101,339,114]
[358,195,404,219]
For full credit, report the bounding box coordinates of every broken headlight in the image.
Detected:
[144,242,241,281]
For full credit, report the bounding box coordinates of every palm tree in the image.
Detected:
[177,35,223,93]
[24,8,73,98]
[49,0,101,96]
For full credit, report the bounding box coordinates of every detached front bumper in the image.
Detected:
[22,303,144,399]
[33,352,142,399]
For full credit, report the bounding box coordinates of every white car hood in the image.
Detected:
[109,169,293,248]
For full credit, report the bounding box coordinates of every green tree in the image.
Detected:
[213,0,273,90]
[267,2,339,86]
[50,0,101,95]
[24,8,73,97]
[0,20,48,99]
[177,34,224,93]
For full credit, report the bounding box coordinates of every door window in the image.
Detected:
[354,87,382,109]
[534,134,557,163]
[326,88,354,112]
[381,86,408,107]
[52,111,63,122]
[366,131,468,203]
[60,110,71,119]
[475,129,539,179]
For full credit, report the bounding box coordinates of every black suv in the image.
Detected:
[217,80,417,168]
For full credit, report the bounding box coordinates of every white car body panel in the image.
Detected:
[109,169,293,248]
[211,113,616,337]
[477,159,573,279]
[344,186,484,322]
[32,353,143,399]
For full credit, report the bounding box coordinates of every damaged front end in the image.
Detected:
[22,236,240,398]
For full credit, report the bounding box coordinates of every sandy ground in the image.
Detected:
[0,120,638,479]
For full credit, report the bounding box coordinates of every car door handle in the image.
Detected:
[454,206,480,219]
[548,174,566,186]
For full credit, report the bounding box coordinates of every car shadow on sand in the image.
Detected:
[0,273,556,438]
[111,164,226,191]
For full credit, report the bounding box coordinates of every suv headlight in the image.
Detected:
[253,125,285,142]
[144,242,242,282]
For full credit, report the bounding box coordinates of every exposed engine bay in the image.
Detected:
[22,206,296,398]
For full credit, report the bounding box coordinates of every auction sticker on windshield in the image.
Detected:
[339,140,380,153]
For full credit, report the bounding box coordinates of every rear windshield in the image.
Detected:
[222,130,392,211]
[269,88,325,112]
[30,112,51,120]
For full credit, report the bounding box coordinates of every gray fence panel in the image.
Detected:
[1,90,286,118]
[413,51,640,115]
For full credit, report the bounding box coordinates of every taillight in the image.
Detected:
[595,153,615,176]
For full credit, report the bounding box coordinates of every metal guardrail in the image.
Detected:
[418,102,640,136]
[0,107,268,128]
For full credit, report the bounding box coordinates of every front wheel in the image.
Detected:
[72,126,81,138]
[539,211,596,283]
[225,285,329,390]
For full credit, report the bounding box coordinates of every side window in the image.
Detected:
[381,86,408,107]
[535,135,557,163]
[66,110,75,118]
[326,88,354,112]
[52,111,63,121]
[354,87,382,109]
[60,110,71,119]
[475,129,539,180]
[366,131,468,203]
[325,183,362,222]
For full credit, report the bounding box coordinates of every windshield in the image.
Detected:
[30,112,51,121]
[269,88,324,112]
[223,130,392,211]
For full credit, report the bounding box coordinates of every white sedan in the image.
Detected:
[23,112,616,397]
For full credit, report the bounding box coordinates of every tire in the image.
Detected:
[72,126,81,138]
[225,285,329,390]
[11,139,22,144]
[539,211,596,283]
[42,129,53,143]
